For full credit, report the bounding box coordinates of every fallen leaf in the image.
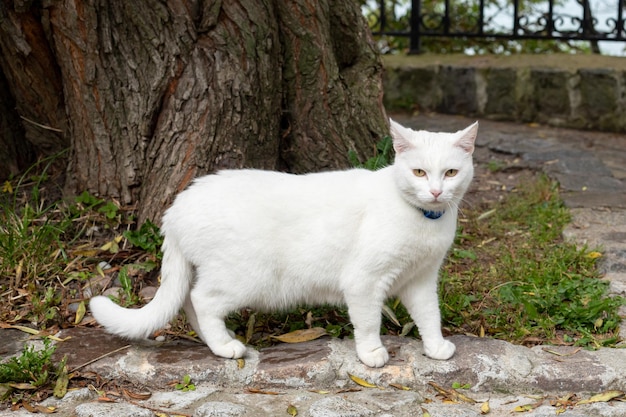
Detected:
[513,404,535,412]
[477,208,497,221]
[428,381,477,404]
[309,390,330,394]
[100,239,119,253]
[9,325,40,335]
[271,327,327,344]
[421,407,431,417]
[123,389,152,400]
[245,313,256,343]
[54,362,69,398]
[237,358,245,369]
[389,383,412,391]
[382,304,401,327]
[399,321,415,337]
[246,388,283,395]
[586,251,602,260]
[480,401,490,414]
[287,404,298,416]
[348,373,379,389]
[74,301,86,325]
[2,180,13,193]
[9,383,37,390]
[576,390,625,405]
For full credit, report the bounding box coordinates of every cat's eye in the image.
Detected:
[445,169,459,177]
[413,169,426,177]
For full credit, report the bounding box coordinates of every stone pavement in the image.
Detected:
[2,113,626,417]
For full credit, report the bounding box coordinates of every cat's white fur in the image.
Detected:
[90,120,478,368]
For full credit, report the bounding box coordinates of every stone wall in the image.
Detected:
[382,54,626,132]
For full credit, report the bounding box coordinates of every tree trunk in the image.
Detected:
[0,0,387,223]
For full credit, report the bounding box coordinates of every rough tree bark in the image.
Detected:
[0,0,388,223]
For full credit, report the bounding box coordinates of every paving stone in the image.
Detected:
[309,396,374,417]
[74,402,153,417]
[194,401,246,417]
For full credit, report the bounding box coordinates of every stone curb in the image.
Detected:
[54,329,626,396]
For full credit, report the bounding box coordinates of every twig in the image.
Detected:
[70,344,131,373]
[19,115,63,133]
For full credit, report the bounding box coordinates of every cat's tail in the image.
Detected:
[89,235,192,340]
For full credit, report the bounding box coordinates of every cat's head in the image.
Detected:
[389,120,478,213]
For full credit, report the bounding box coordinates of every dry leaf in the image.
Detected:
[74,300,86,325]
[399,321,415,337]
[309,390,330,394]
[421,407,431,417]
[428,381,477,404]
[100,240,119,253]
[54,364,69,398]
[123,389,152,400]
[513,404,535,412]
[389,383,411,391]
[480,401,490,414]
[23,403,56,414]
[237,358,245,369]
[382,304,401,327]
[10,325,40,335]
[246,388,283,395]
[348,373,379,389]
[287,404,298,416]
[245,313,256,343]
[271,327,327,344]
[9,383,37,390]
[576,390,624,405]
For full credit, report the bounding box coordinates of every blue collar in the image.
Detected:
[420,208,445,220]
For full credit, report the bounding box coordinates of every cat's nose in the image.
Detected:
[430,189,442,198]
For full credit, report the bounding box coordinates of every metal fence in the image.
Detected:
[370,0,626,54]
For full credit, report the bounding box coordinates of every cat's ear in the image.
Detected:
[454,121,478,154]
[389,119,413,153]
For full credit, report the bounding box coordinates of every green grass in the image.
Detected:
[440,176,623,347]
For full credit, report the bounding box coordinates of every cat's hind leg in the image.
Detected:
[400,277,455,360]
[345,294,389,368]
[189,285,246,359]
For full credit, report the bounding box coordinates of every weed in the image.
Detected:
[123,220,163,258]
[0,338,66,404]
[174,374,196,392]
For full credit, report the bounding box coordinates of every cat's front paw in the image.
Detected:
[358,346,390,368]
[424,339,456,360]
[210,339,247,359]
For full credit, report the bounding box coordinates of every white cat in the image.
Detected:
[90,119,478,368]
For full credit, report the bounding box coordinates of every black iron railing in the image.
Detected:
[369,0,626,54]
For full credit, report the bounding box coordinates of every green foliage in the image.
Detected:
[348,136,394,170]
[123,220,163,258]
[0,338,67,404]
[74,191,121,221]
[175,374,196,392]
